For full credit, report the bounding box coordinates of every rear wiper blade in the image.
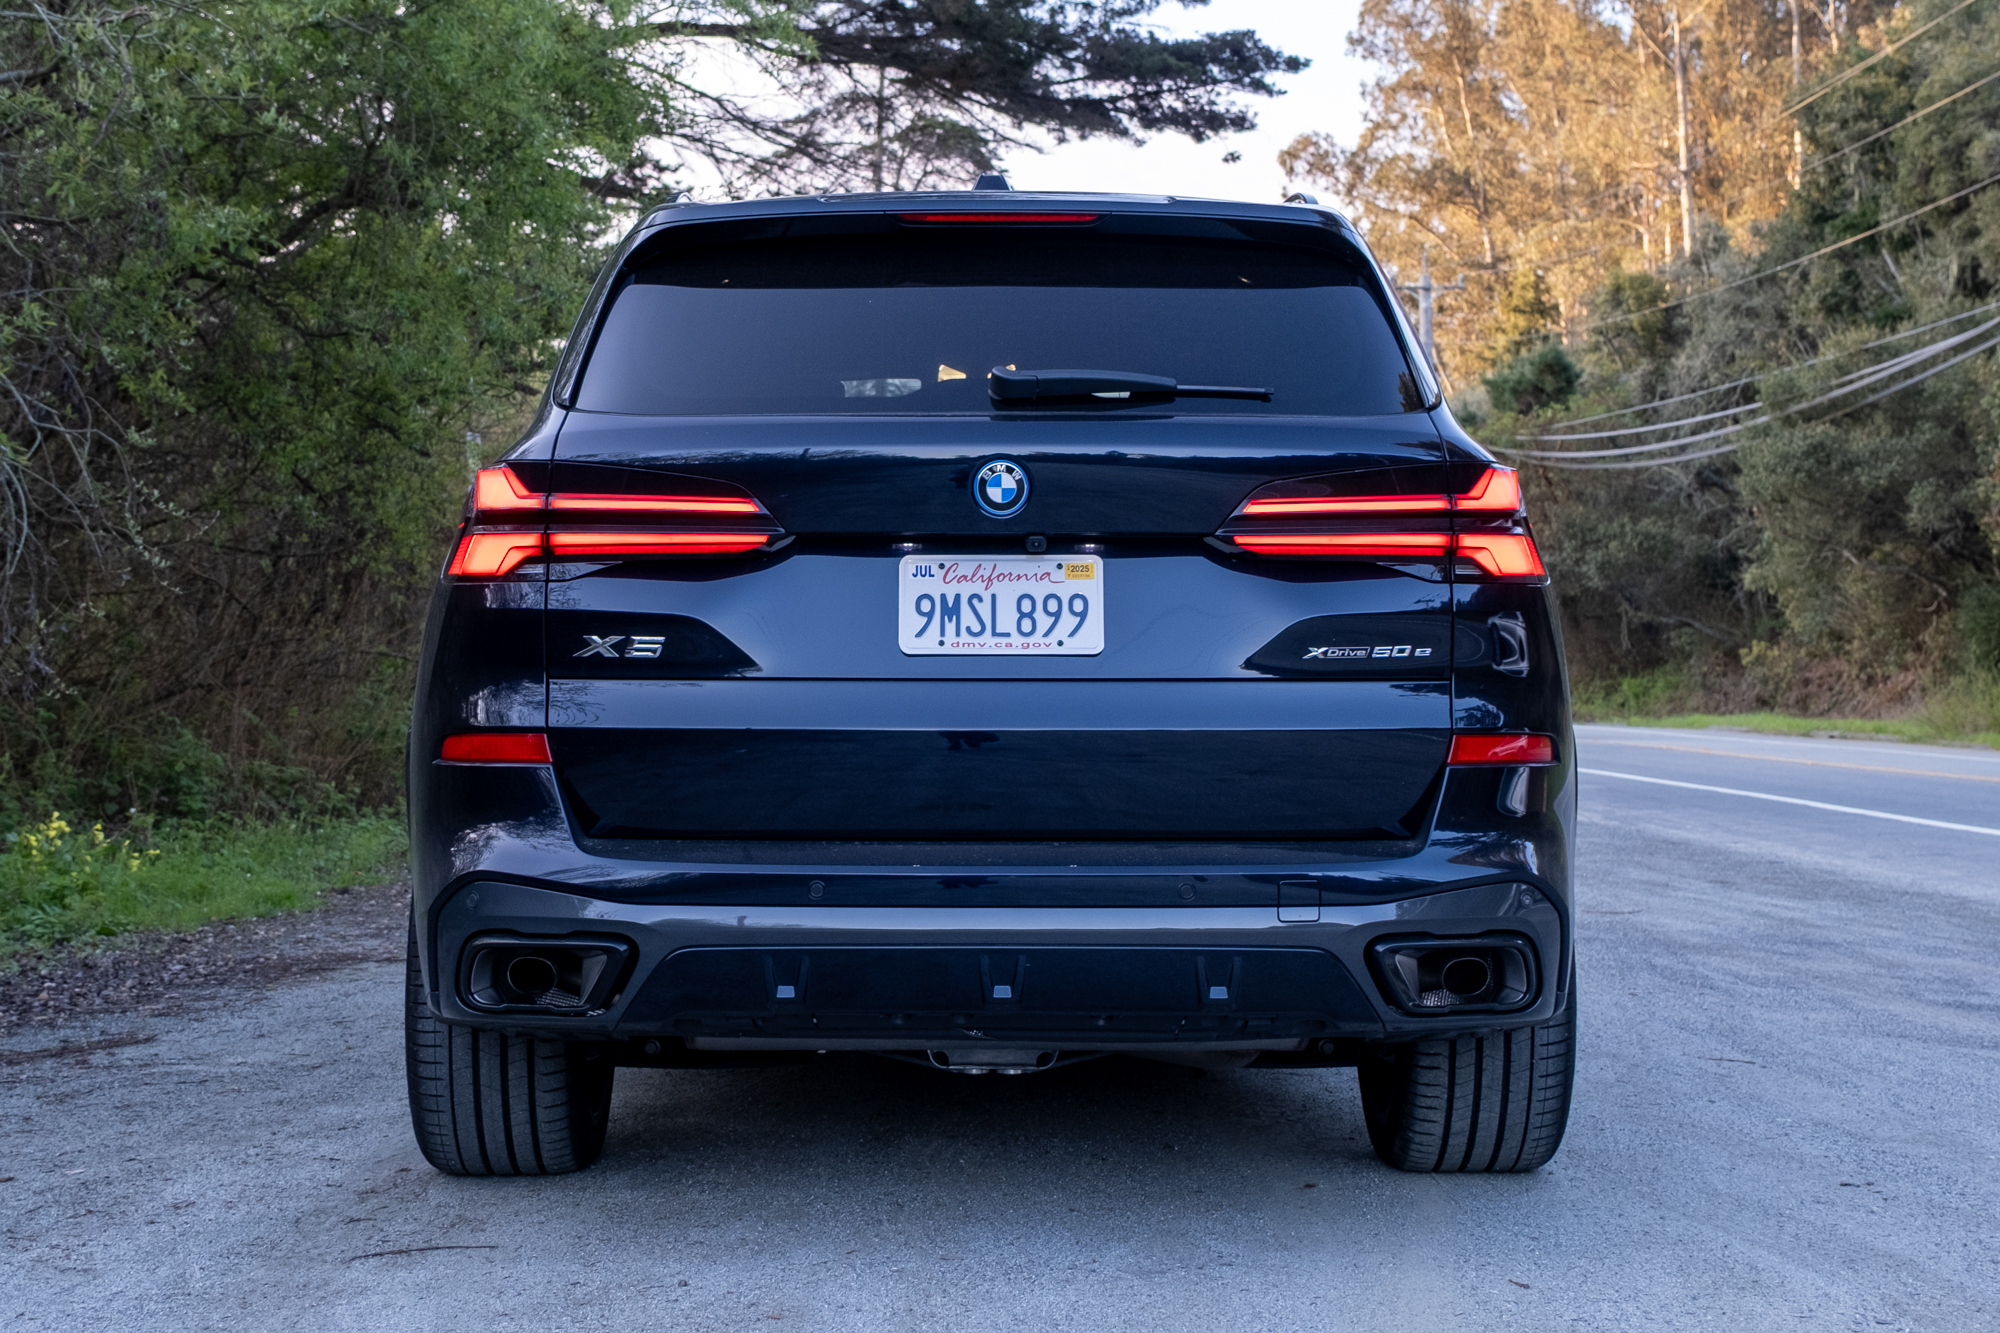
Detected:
[988,367,1271,402]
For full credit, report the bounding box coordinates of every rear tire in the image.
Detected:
[404,915,614,1176]
[1358,984,1575,1173]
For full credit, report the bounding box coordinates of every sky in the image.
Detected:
[670,1,1372,205]
[1000,0,1370,203]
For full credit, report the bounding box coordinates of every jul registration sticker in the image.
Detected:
[897,555,1104,655]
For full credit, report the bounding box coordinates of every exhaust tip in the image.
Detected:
[1440,956,1492,998]
[1367,933,1538,1015]
[926,1048,1058,1074]
[504,954,559,998]
[459,933,635,1013]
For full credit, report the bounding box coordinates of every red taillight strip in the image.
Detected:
[897,212,1099,223]
[448,532,546,577]
[454,467,778,576]
[1226,530,1544,576]
[1241,494,1451,516]
[1223,466,1539,575]
[1232,466,1522,518]
[546,532,771,557]
[1230,533,1454,556]
[1455,533,1545,577]
[1454,466,1524,512]
[470,467,767,519]
[1448,733,1555,766]
[546,493,763,514]
[440,732,552,764]
[475,467,544,511]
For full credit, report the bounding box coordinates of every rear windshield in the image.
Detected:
[571,217,1422,417]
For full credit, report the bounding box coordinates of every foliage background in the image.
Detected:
[0,0,1306,870]
[0,0,702,825]
[1286,0,2000,723]
[5,0,1995,907]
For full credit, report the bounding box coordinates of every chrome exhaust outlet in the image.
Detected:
[926,1048,1059,1075]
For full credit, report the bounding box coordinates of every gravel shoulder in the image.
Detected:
[0,880,407,1042]
[4,732,1998,1331]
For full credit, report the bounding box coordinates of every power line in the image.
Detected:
[1718,62,2000,215]
[1780,0,1984,119]
[1570,170,2000,333]
[1507,315,2000,457]
[1412,65,1999,369]
[1545,376,1762,428]
[1530,297,2000,432]
[1510,321,2000,468]
[1523,400,1759,443]
[1804,64,2000,173]
[1534,331,2000,469]
[1502,316,2000,458]
[1540,441,1744,470]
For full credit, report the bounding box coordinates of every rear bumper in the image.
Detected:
[422,877,1568,1047]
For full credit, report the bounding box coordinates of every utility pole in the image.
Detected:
[1396,246,1465,371]
[1790,0,1804,187]
[1672,7,1695,258]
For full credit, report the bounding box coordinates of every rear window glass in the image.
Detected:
[572,218,1422,417]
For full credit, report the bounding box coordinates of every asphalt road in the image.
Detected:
[4,724,1997,1331]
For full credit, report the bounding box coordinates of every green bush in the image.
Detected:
[1572,665,1690,720]
[1483,344,1582,415]
[1962,586,2000,673]
[0,811,405,952]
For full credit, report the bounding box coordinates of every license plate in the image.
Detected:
[898,555,1104,654]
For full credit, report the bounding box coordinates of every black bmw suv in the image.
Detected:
[405,188,1576,1177]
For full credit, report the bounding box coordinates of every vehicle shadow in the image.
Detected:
[596,1053,1381,1202]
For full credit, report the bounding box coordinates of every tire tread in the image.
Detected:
[1360,986,1576,1173]
[403,915,612,1176]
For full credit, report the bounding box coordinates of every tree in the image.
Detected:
[1517,0,2000,705]
[0,0,721,811]
[660,1,1308,193]
[1280,0,1797,380]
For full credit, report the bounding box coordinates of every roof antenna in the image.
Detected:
[973,173,1013,191]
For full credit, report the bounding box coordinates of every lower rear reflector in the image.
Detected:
[1447,733,1555,766]
[440,733,552,764]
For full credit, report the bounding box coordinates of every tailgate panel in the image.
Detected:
[550,679,1448,840]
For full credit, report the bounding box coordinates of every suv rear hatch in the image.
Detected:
[461,205,1524,846]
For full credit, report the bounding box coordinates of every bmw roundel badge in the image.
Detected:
[972,459,1029,518]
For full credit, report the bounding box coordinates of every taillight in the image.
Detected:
[1448,734,1555,766]
[1239,494,1451,516]
[546,494,762,514]
[1453,467,1524,512]
[1219,465,1543,580]
[439,732,553,764]
[1454,533,1546,578]
[448,466,783,577]
[473,466,545,512]
[545,531,772,557]
[1227,533,1454,557]
[448,532,548,578]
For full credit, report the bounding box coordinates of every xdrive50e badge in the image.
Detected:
[971,459,1029,518]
